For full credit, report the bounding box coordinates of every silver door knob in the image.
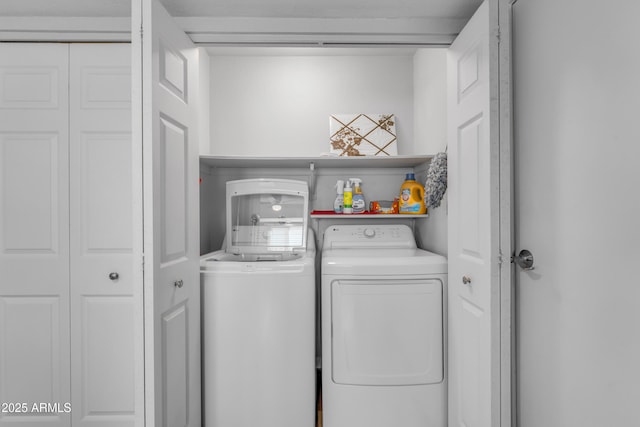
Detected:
[462,275,472,285]
[109,272,119,280]
[174,280,184,288]
[513,249,535,271]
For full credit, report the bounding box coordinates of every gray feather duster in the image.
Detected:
[425,152,447,208]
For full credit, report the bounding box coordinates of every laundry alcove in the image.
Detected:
[193,1,513,424]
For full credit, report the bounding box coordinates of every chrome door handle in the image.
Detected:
[512,249,535,271]
[462,275,472,285]
[174,280,184,288]
[109,272,119,281]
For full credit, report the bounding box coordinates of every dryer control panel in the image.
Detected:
[323,224,417,249]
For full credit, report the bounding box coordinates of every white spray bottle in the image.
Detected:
[350,178,365,214]
[334,180,344,213]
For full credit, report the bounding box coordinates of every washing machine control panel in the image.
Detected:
[363,227,376,238]
[324,224,416,249]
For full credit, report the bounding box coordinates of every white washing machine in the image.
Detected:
[201,179,316,427]
[321,224,447,427]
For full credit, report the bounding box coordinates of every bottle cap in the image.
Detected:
[405,173,415,180]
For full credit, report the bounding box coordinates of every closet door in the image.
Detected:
[0,44,71,427]
[69,44,142,427]
[133,0,201,426]
[447,1,512,426]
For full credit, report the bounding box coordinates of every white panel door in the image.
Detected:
[133,1,201,426]
[447,1,511,426]
[0,43,71,427]
[513,1,640,426]
[69,44,143,427]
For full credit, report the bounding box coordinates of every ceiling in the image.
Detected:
[2,0,482,20]
[164,0,482,19]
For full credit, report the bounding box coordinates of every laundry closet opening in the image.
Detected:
[199,46,449,257]
[198,44,452,427]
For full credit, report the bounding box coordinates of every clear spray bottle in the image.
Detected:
[343,180,353,214]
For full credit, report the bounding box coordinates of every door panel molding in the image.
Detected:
[135,1,201,426]
[0,43,70,427]
[70,43,140,427]
[448,1,513,426]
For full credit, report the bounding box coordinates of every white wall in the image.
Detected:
[413,48,448,256]
[514,1,640,426]
[413,48,447,154]
[198,47,211,155]
[207,49,416,156]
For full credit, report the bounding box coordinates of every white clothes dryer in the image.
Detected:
[201,179,316,427]
[321,224,447,427]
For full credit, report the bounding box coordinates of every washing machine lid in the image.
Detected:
[226,179,309,254]
[201,229,316,271]
[200,249,314,273]
[204,251,304,262]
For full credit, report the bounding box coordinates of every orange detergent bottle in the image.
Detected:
[398,173,426,214]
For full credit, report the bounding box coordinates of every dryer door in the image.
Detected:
[331,278,443,386]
